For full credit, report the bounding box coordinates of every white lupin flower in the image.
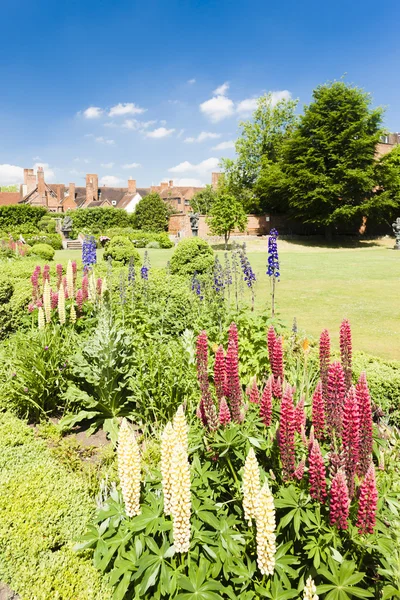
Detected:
[43,280,51,323]
[58,285,66,325]
[161,422,176,515]
[66,260,74,299]
[255,480,276,576]
[243,447,261,525]
[38,307,45,329]
[170,441,191,553]
[173,405,188,452]
[303,576,319,600]
[70,303,77,324]
[117,418,141,517]
[88,270,96,301]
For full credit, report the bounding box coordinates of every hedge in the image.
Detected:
[0,413,111,599]
[69,207,133,236]
[0,205,47,230]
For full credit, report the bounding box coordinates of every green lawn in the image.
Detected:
[55,237,400,359]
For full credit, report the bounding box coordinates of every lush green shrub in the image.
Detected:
[31,243,55,261]
[0,205,47,230]
[170,237,214,276]
[146,240,160,249]
[103,236,140,265]
[0,276,13,304]
[0,412,111,599]
[131,192,170,232]
[25,233,63,250]
[38,215,56,233]
[104,228,173,249]
[70,207,132,236]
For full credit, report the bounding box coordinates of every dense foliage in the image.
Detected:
[69,207,132,236]
[103,236,140,264]
[31,242,55,260]
[0,205,47,229]
[131,192,171,232]
[170,238,214,276]
[206,192,247,247]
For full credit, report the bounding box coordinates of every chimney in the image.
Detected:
[69,183,75,202]
[211,172,221,190]
[160,181,168,191]
[56,185,62,204]
[169,180,173,187]
[128,178,136,194]
[37,166,45,199]
[23,168,36,196]
[86,178,94,206]
[92,174,98,201]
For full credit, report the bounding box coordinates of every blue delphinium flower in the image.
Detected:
[191,272,203,300]
[140,251,150,280]
[239,244,256,288]
[82,235,97,269]
[267,228,280,278]
[213,256,225,293]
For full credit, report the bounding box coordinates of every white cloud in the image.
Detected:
[85,134,115,145]
[160,119,167,126]
[99,175,125,186]
[169,157,219,174]
[269,90,292,104]
[101,162,115,168]
[83,106,103,119]
[173,177,204,187]
[33,162,56,182]
[188,78,196,84]
[236,98,258,116]
[213,82,229,96]
[212,140,235,150]
[146,127,175,139]
[121,162,141,169]
[200,95,235,122]
[74,157,90,164]
[32,155,42,161]
[184,131,221,143]
[0,164,23,185]
[108,102,147,117]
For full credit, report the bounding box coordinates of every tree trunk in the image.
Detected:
[224,232,229,250]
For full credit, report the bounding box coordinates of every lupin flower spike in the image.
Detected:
[219,397,231,425]
[70,303,77,324]
[173,405,188,452]
[66,260,74,299]
[303,576,319,600]
[161,422,175,516]
[356,463,378,535]
[38,307,45,330]
[117,418,141,517]
[170,442,191,553]
[255,480,276,576]
[329,468,350,530]
[58,285,66,325]
[243,448,261,525]
[260,376,273,427]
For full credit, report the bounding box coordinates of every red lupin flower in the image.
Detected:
[225,336,243,423]
[249,378,260,404]
[330,469,350,530]
[342,386,359,497]
[272,376,282,400]
[272,336,284,382]
[196,331,209,395]
[56,264,63,289]
[294,397,306,433]
[43,264,50,284]
[50,291,58,310]
[326,362,346,439]
[228,322,238,350]
[267,326,276,371]
[214,345,226,403]
[356,463,378,535]
[96,278,102,296]
[319,329,330,402]
[356,372,373,477]
[76,288,83,313]
[82,275,89,300]
[219,397,231,426]
[196,399,207,427]
[312,381,325,440]
[308,440,327,503]
[340,319,353,390]
[294,458,305,481]
[278,385,296,480]
[62,276,68,299]
[260,376,273,427]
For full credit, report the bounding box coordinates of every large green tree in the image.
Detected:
[206,193,247,248]
[222,92,298,212]
[131,192,170,232]
[190,185,217,214]
[283,81,384,235]
[372,145,400,223]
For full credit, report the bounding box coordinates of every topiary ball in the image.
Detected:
[169,237,214,276]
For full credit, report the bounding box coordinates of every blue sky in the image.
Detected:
[0,0,399,188]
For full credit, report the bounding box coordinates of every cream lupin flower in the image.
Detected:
[43,280,51,323]
[303,576,319,600]
[70,303,77,324]
[66,260,74,298]
[243,447,261,525]
[255,480,276,576]
[38,307,45,329]
[161,422,175,515]
[170,441,191,552]
[117,418,141,517]
[58,286,66,325]
[173,405,188,452]
[88,270,96,301]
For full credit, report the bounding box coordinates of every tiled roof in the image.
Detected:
[0,192,20,206]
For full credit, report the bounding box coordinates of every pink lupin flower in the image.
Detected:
[196,400,207,427]
[308,440,327,503]
[43,264,50,284]
[228,321,238,350]
[356,372,373,477]
[82,275,89,300]
[249,378,260,404]
[312,381,325,440]
[294,396,306,433]
[50,291,58,310]
[36,299,43,308]
[356,463,378,535]
[72,260,77,287]
[272,376,282,400]
[267,325,276,370]
[219,397,231,426]
[329,469,350,530]
[96,278,102,296]
[62,276,68,299]
[260,376,273,427]
[308,425,315,453]
[28,303,35,313]
[225,336,242,423]
[76,288,83,313]
[340,319,353,390]
[196,331,209,394]
[342,386,359,497]
[214,345,226,404]
[319,329,331,403]
[294,458,305,481]
[56,264,63,289]
[272,337,284,398]
[326,362,346,439]
[278,385,296,480]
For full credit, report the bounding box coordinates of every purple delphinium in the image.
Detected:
[191,272,203,301]
[212,256,225,294]
[140,251,150,280]
[267,228,280,316]
[82,236,97,269]
[238,243,256,311]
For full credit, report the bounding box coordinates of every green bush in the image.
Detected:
[0,276,13,304]
[0,205,47,230]
[70,207,132,237]
[25,233,63,250]
[0,412,111,599]
[103,236,140,265]
[131,192,170,232]
[146,240,160,249]
[31,243,55,261]
[104,228,173,249]
[170,237,214,276]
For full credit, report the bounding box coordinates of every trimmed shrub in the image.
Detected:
[131,193,170,232]
[70,207,132,236]
[31,243,55,261]
[103,236,140,265]
[146,241,160,249]
[0,276,13,304]
[0,205,47,230]
[25,233,63,250]
[170,237,214,276]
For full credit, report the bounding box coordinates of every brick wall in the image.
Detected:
[168,214,271,238]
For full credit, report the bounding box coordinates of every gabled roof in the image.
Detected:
[159,186,203,201]
[73,186,150,209]
[0,192,20,206]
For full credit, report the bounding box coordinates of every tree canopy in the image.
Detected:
[206,193,247,248]
[132,193,171,232]
[190,185,217,214]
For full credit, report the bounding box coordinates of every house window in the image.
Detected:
[184,200,190,206]
[112,200,117,206]
[380,135,389,144]
[177,198,181,204]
